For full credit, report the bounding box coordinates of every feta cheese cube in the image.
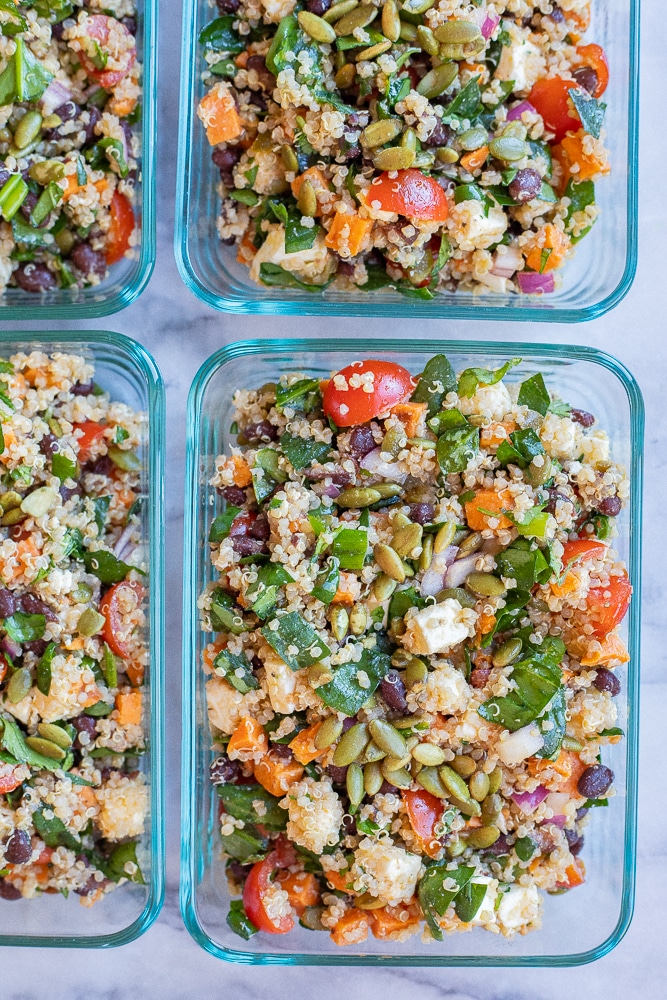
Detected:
[401,599,477,656]
[496,883,541,932]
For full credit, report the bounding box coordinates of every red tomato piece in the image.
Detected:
[367,169,449,222]
[73,420,106,462]
[561,539,607,567]
[0,764,22,795]
[323,359,417,427]
[575,44,609,98]
[243,849,295,934]
[403,789,443,859]
[106,191,135,265]
[0,654,8,684]
[528,77,582,142]
[586,574,632,638]
[77,15,136,89]
[100,580,145,658]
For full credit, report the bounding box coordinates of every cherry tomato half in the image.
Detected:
[0,764,22,795]
[243,841,296,934]
[586,574,632,639]
[73,420,106,462]
[100,580,145,658]
[323,359,417,427]
[560,539,607,567]
[575,44,609,98]
[77,15,136,90]
[403,789,443,859]
[106,191,135,266]
[528,77,582,142]
[367,169,449,222]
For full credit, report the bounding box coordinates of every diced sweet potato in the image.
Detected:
[580,631,629,666]
[465,489,514,531]
[330,908,369,946]
[391,401,427,438]
[115,690,142,727]
[289,723,325,765]
[197,84,243,146]
[324,211,373,258]
[524,223,570,274]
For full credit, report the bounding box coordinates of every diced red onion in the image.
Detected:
[481,13,500,39]
[507,101,537,122]
[323,484,341,499]
[359,447,407,483]
[546,814,567,829]
[511,785,549,814]
[444,552,478,589]
[419,546,457,597]
[40,79,72,116]
[113,524,136,560]
[491,245,524,278]
[1,636,22,660]
[517,271,555,295]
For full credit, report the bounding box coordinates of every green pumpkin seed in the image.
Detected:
[373,145,415,170]
[381,427,406,458]
[281,145,299,172]
[356,39,392,62]
[360,740,386,764]
[434,21,482,44]
[361,118,402,149]
[347,761,365,807]
[335,62,357,89]
[451,795,482,818]
[73,583,93,603]
[459,126,488,152]
[7,666,32,703]
[14,110,42,150]
[20,487,57,518]
[78,608,106,637]
[436,587,476,608]
[440,764,473,802]
[2,508,27,526]
[390,511,411,528]
[465,572,507,598]
[308,663,333,687]
[29,159,66,185]
[503,121,527,141]
[323,0,358,23]
[298,9,337,43]
[525,455,553,487]
[337,486,383,508]
[487,766,503,795]
[349,604,368,636]
[436,146,459,163]
[407,437,436,450]
[412,742,446,766]
[25,736,67,761]
[381,0,400,42]
[398,20,418,41]
[380,761,412,787]
[562,735,584,752]
[401,127,418,152]
[300,906,326,930]
[383,752,411,772]
[37,723,73,749]
[406,657,428,687]
[447,836,467,857]
[488,136,527,162]
[0,491,21,512]
[402,0,436,12]
[108,446,141,472]
[47,417,63,439]
[419,533,434,572]
[373,543,406,582]
[394,715,425,730]
[391,648,412,668]
[450,754,476,778]
[355,892,387,909]
[416,61,458,99]
[469,771,490,801]
[333,722,369,766]
[0,127,11,142]
[434,521,456,554]
[335,4,377,35]
[55,228,75,255]
[417,765,447,798]
[369,719,408,758]
[466,825,500,850]
[481,791,502,823]
[492,637,523,668]
[297,177,318,218]
[315,716,344,749]
[374,483,403,499]
[457,531,483,559]
[329,605,349,641]
[372,573,397,602]
[416,24,439,56]
[391,523,423,559]
[364,759,384,796]
[439,37,485,60]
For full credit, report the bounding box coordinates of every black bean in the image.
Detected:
[14,263,57,293]
[545,488,575,515]
[271,743,293,760]
[248,92,267,111]
[348,425,376,459]
[51,21,66,40]
[38,432,57,457]
[19,191,39,223]
[216,0,239,11]
[227,859,251,883]
[572,66,598,95]
[598,495,622,517]
[71,381,95,396]
[220,485,247,505]
[0,168,10,188]
[210,756,241,785]
[569,835,584,856]
[326,764,348,785]
[470,667,491,689]
[54,101,79,123]
[379,780,398,795]
[212,147,241,175]
[508,167,542,204]
[0,879,21,900]
[71,242,106,279]
[338,139,361,161]
[71,714,97,749]
[564,827,579,848]
[341,717,357,732]
[575,806,589,822]
[121,16,137,35]
[409,503,435,525]
[593,667,621,696]
[306,0,331,12]
[82,106,101,146]
[342,814,356,836]
[23,639,48,657]
[241,420,277,444]
[4,829,32,865]
[570,408,595,427]
[483,833,513,855]
[380,670,408,712]
[248,516,270,541]
[246,55,267,74]
[231,535,266,556]
[549,5,565,23]
[60,483,83,503]
[87,455,113,477]
[577,764,614,799]
[336,261,355,278]
[0,588,18,617]
[21,593,58,622]
[423,119,452,148]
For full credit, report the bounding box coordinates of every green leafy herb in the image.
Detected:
[477,636,565,731]
[0,38,53,106]
[213,648,259,694]
[583,797,608,808]
[444,77,481,120]
[275,377,321,414]
[435,410,479,475]
[266,14,321,82]
[336,28,385,51]
[280,431,331,470]
[457,358,520,398]
[227,899,259,940]
[4,612,46,643]
[51,451,78,482]
[82,550,133,584]
[356,818,381,836]
[548,399,572,417]
[199,15,245,53]
[12,212,51,246]
[210,589,249,635]
[418,863,475,940]
[217,782,287,831]
[535,686,566,759]
[495,539,550,591]
[332,526,367,571]
[317,645,391,716]
[102,841,145,884]
[454,879,488,923]
[221,828,268,865]
[517,373,551,416]
[84,700,114,717]
[514,836,536,862]
[246,563,294,620]
[496,428,544,469]
[0,0,27,35]
[33,809,80,851]
[312,556,340,605]
[33,0,74,24]
[89,495,112,536]
[0,716,68,773]
[259,262,327,293]
[388,585,425,622]
[36,641,57,696]
[568,88,606,138]
[252,447,287,503]
[268,199,320,255]
[411,354,456,416]
[514,505,550,539]
[261,611,330,671]
[209,505,241,544]
[563,178,596,243]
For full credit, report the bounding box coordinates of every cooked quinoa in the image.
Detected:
[0,350,149,906]
[198,0,609,298]
[202,353,630,944]
[0,2,141,294]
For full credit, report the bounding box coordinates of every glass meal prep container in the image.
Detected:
[175,0,639,321]
[181,338,642,966]
[0,330,164,948]
[0,2,157,320]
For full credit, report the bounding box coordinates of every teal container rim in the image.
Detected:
[181,338,643,966]
[0,330,165,948]
[0,3,158,320]
[174,1,639,322]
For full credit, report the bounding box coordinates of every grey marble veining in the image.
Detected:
[0,0,664,996]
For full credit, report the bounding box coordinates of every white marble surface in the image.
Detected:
[0,0,665,996]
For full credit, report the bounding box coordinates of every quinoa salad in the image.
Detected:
[197,0,609,298]
[0,351,149,906]
[0,1,141,294]
[201,353,630,945]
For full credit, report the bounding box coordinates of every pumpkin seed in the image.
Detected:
[487,766,503,795]
[466,825,500,850]
[416,61,458,99]
[335,62,357,89]
[398,20,418,41]
[381,427,406,458]
[37,723,73,749]
[337,486,383,507]
[419,533,434,572]
[394,715,425,730]
[0,491,21,512]
[369,719,408,758]
[457,531,483,559]
[525,455,553,487]
[281,145,299,172]
[380,761,411,787]
[335,4,377,35]
[405,735,419,751]
[2,508,27,526]
[391,522,422,559]
[329,605,349,641]
[360,740,386,764]
[417,765,447,798]
[381,0,400,42]
[412,742,446,766]
[402,0,436,13]
[364,759,384,796]
[78,608,106,637]
[459,126,488,152]
[361,118,402,149]
[47,417,63,438]
[465,572,507,598]
[300,906,326,930]
[315,716,344,749]
[373,145,415,170]
[73,583,93,603]
[562,735,584,752]
[492,637,523,668]
[355,892,386,910]
[391,648,412,668]
[469,771,490,801]
[20,486,57,518]
[347,762,365,807]
[383,753,411,772]
[297,178,318,218]
[416,24,439,56]
[29,159,65,185]
[323,0,358,23]
[374,543,406,582]
[407,437,436,449]
[434,521,456,553]
[308,663,333,687]
[356,39,392,62]
[349,604,368,636]
[406,657,427,686]
[7,666,31,703]
[436,587,476,608]
[374,483,402,499]
[447,836,467,857]
[436,146,459,163]
[14,110,42,150]
[488,136,527,162]
[401,127,417,152]
[333,722,369,766]
[452,795,482,818]
[450,754,476,778]
[298,9,337,43]
[390,511,411,528]
[439,37,485,60]
[108,447,140,472]
[434,21,482,44]
[481,791,502,823]
[55,228,75,255]
[440,764,473,802]
[503,121,527,140]
[25,736,66,761]
[0,127,11,142]
[372,573,397,602]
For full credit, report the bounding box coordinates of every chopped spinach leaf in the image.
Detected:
[82,549,134,585]
[280,431,331,470]
[214,648,258,694]
[217,782,287,831]
[317,645,391,716]
[227,898,259,940]
[209,505,241,544]
[517,373,551,416]
[261,610,330,671]
[411,354,456,416]
[568,88,606,139]
[457,358,520,399]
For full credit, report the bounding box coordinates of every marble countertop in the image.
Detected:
[1,1,665,997]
